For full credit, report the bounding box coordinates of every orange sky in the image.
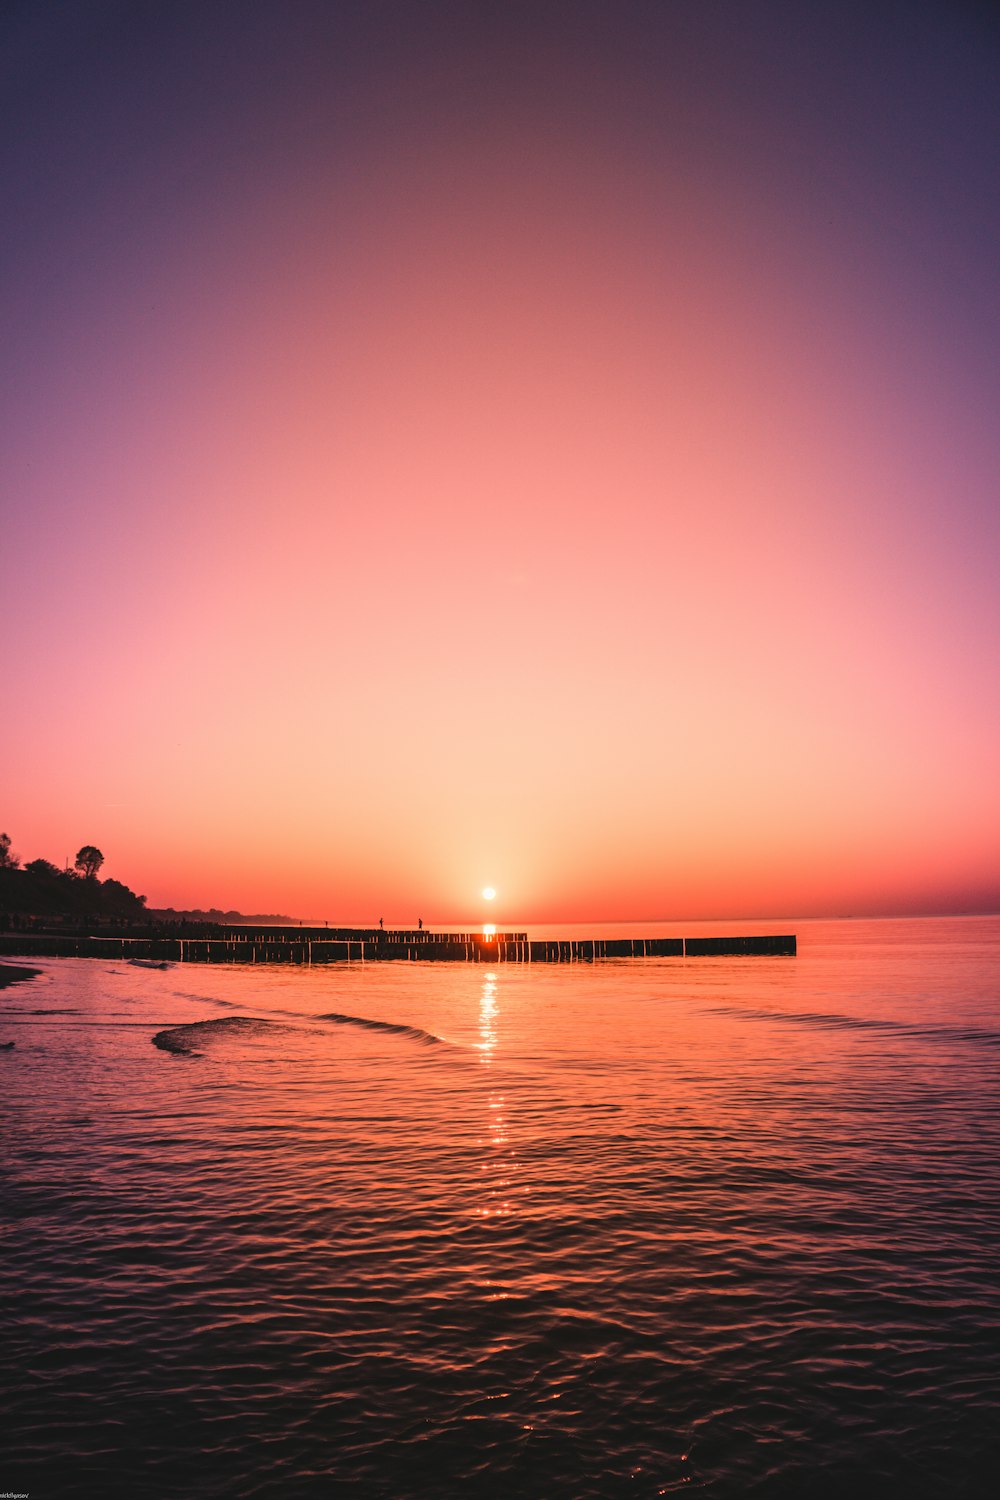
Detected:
[3,3,998,921]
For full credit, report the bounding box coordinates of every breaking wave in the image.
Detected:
[317,1011,445,1046]
[153,1012,446,1057]
[152,1016,303,1056]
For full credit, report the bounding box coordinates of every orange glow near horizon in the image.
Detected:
[3,7,998,923]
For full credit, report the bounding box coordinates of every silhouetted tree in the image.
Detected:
[24,858,61,878]
[0,832,18,869]
[101,878,146,912]
[74,845,104,880]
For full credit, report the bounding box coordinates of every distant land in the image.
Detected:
[0,872,295,928]
[0,860,146,923]
[148,908,297,925]
[0,832,296,927]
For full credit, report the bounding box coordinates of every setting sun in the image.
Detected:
[482,887,496,901]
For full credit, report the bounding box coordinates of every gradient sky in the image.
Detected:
[2,0,998,921]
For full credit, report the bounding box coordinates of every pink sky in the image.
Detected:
[3,4,998,921]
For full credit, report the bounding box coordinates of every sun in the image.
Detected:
[482,887,496,901]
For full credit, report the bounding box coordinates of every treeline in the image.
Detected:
[0,832,296,929]
[0,833,146,922]
[149,907,295,924]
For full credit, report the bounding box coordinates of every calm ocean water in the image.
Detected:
[2,917,999,1497]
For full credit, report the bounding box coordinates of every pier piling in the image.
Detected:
[0,928,795,964]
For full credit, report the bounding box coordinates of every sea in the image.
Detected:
[1,916,999,1498]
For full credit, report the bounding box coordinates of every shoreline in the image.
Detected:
[0,962,42,990]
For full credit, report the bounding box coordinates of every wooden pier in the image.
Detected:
[0,927,796,964]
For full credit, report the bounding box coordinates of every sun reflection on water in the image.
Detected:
[474,970,521,1218]
[478,969,498,1059]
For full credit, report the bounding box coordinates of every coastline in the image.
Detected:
[0,962,41,990]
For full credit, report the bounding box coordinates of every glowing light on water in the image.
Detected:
[478,970,498,1058]
[476,970,518,1217]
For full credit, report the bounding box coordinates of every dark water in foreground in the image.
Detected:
[2,916,999,1498]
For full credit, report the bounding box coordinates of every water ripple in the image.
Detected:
[702,1003,1000,1048]
[3,925,1000,1496]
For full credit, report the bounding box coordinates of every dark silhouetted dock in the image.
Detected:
[0,927,796,964]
